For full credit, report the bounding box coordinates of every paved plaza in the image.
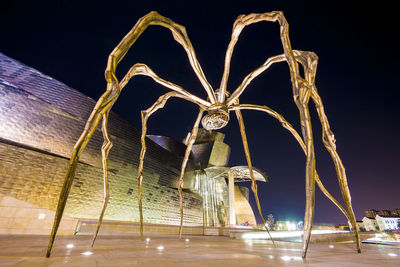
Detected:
[0,235,399,266]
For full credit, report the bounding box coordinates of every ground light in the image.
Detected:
[241,230,349,240]
[281,256,302,261]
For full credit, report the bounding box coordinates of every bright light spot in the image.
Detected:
[269,255,274,259]
[66,244,74,248]
[145,238,150,242]
[185,238,190,242]
[281,256,302,261]
[81,251,93,256]
[388,253,398,257]
[241,230,349,240]
[157,245,164,251]
[329,245,334,248]
[285,221,297,231]
[38,213,46,220]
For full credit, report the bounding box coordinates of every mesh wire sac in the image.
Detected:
[201,109,229,130]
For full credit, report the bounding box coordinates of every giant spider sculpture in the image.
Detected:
[46,11,361,258]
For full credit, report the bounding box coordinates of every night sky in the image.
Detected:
[2,1,399,225]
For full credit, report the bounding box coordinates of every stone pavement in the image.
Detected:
[0,235,399,266]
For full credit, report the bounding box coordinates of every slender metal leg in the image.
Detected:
[178,109,204,238]
[230,104,350,220]
[311,90,362,252]
[47,11,215,257]
[275,13,318,258]
[234,110,274,243]
[91,111,112,247]
[46,89,116,257]
[299,108,316,259]
[218,11,359,257]
[294,50,361,253]
[218,11,319,256]
[107,11,216,103]
[136,92,201,239]
[137,111,147,240]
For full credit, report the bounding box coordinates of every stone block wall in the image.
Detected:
[0,193,78,235]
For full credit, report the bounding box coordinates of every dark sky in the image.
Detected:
[2,0,399,225]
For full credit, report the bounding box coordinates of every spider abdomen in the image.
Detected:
[201,109,229,130]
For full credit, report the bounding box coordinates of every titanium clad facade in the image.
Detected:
[0,53,202,226]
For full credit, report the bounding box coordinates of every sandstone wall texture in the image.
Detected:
[0,53,202,228]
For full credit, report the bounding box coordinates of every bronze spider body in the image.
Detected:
[46,11,361,259]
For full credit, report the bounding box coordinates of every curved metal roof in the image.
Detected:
[204,165,269,182]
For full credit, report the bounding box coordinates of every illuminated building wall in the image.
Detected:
[375,215,400,231]
[362,217,379,232]
[187,129,262,228]
[0,53,203,233]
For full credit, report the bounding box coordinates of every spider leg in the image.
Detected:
[227,54,286,106]
[221,24,317,254]
[46,61,208,256]
[230,104,350,220]
[234,109,274,243]
[220,11,297,102]
[221,11,358,257]
[107,11,216,103]
[137,92,206,239]
[227,49,354,222]
[293,50,361,252]
[91,110,112,247]
[178,109,204,238]
[46,87,118,257]
[273,12,319,258]
[230,100,313,259]
[120,63,210,108]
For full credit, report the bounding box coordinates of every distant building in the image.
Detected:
[337,224,349,231]
[356,221,365,231]
[375,215,400,231]
[362,217,379,231]
[361,208,400,232]
[274,221,303,231]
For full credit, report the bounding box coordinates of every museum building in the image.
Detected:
[0,53,267,235]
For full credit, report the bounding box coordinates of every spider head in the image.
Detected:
[201,107,229,130]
